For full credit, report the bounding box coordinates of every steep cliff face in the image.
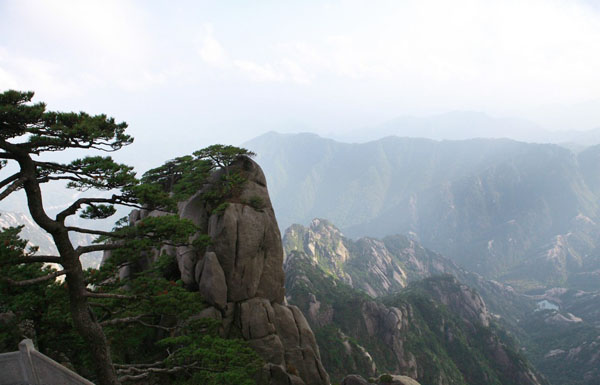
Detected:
[285,250,547,385]
[120,158,330,385]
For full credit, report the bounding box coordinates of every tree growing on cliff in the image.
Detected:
[0,90,258,384]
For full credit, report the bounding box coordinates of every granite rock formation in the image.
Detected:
[106,157,329,385]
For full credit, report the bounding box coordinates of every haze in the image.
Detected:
[2,0,600,170]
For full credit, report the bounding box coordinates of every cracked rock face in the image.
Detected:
[114,157,329,385]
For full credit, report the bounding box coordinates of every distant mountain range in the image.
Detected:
[335,111,600,147]
[245,132,600,291]
[0,210,101,269]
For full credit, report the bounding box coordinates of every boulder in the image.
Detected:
[248,334,285,365]
[260,363,306,385]
[175,245,198,289]
[388,375,422,385]
[239,298,277,340]
[207,202,284,303]
[197,252,227,309]
[341,375,370,385]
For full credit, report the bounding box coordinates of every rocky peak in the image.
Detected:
[284,218,353,286]
[283,220,470,298]
[110,157,330,385]
[415,275,490,329]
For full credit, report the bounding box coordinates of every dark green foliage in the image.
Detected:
[80,204,117,220]
[194,144,256,174]
[211,202,230,215]
[247,195,265,210]
[1,90,261,384]
[158,319,263,385]
[0,227,93,376]
[518,308,600,385]
[137,146,254,213]
[138,155,212,210]
[0,90,132,150]
[88,230,264,384]
[0,225,263,384]
[63,156,137,191]
[0,226,52,349]
[202,172,248,207]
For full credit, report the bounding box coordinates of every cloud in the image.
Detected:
[197,26,311,84]
[0,0,175,96]
[3,0,600,131]
[198,25,229,68]
[233,60,285,82]
[0,48,80,98]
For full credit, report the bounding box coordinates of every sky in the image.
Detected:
[2,0,600,171]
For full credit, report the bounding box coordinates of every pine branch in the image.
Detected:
[0,255,62,265]
[117,362,211,382]
[0,176,27,200]
[76,243,123,255]
[57,197,117,222]
[100,315,175,331]
[3,269,66,286]
[0,172,21,190]
[85,291,137,300]
[65,226,116,237]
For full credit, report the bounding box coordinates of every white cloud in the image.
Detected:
[197,26,311,84]
[3,0,600,134]
[233,60,285,82]
[198,25,230,68]
[0,48,80,98]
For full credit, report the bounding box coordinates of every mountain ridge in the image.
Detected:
[246,132,600,290]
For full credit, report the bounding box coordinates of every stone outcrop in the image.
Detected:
[283,220,464,298]
[418,274,490,330]
[341,374,422,385]
[341,374,370,385]
[108,157,329,385]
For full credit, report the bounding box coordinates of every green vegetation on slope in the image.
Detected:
[285,251,546,385]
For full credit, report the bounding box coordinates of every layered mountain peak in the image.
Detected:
[283,220,468,298]
[410,275,491,329]
[284,220,409,296]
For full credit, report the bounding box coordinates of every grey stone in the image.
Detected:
[205,158,285,303]
[178,191,209,231]
[176,245,198,289]
[272,304,300,348]
[289,306,319,352]
[389,375,422,385]
[248,334,285,365]
[239,298,277,340]
[261,363,306,385]
[341,374,369,385]
[128,209,140,224]
[208,202,284,303]
[193,306,222,322]
[198,252,227,309]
